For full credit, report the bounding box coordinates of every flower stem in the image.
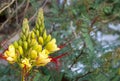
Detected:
[21,69,25,81]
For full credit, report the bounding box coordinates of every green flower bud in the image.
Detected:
[27,38,31,45]
[23,18,29,31]
[38,36,43,45]
[18,46,23,55]
[30,50,37,59]
[32,45,42,52]
[36,30,39,37]
[31,39,38,46]
[36,22,39,29]
[23,41,28,50]
[43,30,47,40]
[22,26,26,34]
[46,34,51,43]
[38,8,44,22]
[25,31,29,37]
[39,27,43,35]
[18,39,22,46]
[13,41,19,48]
[21,34,26,41]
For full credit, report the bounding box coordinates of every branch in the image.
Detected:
[23,0,30,18]
[0,0,26,30]
[41,0,49,9]
[29,0,49,22]
[75,71,92,81]
[69,44,85,69]
[0,0,15,14]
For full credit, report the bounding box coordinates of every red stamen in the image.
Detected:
[58,43,67,49]
[0,53,7,60]
[51,52,68,60]
[50,52,68,69]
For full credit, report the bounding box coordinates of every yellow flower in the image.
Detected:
[20,58,31,69]
[36,50,51,66]
[45,39,60,54]
[4,44,17,63]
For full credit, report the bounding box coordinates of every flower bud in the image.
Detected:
[22,26,26,34]
[13,41,19,48]
[31,31,35,39]
[36,30,39,37]
[21,34,26,41]
[31,39,38,46]
[36,22,39,29]
[38,36,43,45]
[18,39,22,46]
[39,27,43,34]
[30,50,37,59]
[46,34,51,43]
[18,46,23,55]
[23,18,29,31]
[43,30,47,40]
[27,38,31,45]
[38,8,44,22]
[23,41,28,50]
[32,45,42,52]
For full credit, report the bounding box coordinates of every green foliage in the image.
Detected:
[0,0,120,81]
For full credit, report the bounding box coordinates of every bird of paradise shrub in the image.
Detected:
[3,8,60,81]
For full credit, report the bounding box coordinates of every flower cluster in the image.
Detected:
[4,8,59,71]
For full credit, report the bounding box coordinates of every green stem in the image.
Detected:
[21,69,25,81]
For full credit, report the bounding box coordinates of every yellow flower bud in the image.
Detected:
[23,41,28,50]
[27,38,31,44]
[31,31,35,39]
[31,39,38,46]
[38,36,43,45]
[30,50,38,59]
[39,27,43,34]
[23,18,29,31]
[18,46,23,55]
[36,30,39,37]
[46,34,51,43]
[18,39,22,46]
[36,8,44,27]
[38,8,44,22]
[43,30,47,40]
[32,45,42,52]
[13,41,19,48]
[36,22,39,29]
[22,27,25,34]
[21,34,26,41]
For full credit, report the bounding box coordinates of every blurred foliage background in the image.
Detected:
[0,0,120,81]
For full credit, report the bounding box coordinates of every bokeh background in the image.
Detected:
[0,0,120,81]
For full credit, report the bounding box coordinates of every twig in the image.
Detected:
[0,0,26,30]
[23,0,30,18]
[15,0,19,26]
[75,71,92,81]
[69,47,84,69]
[28,11,37,22]
[0,14,13,30]
[90,16,99,27]
[0,0,15,14]
[42,0,49,9]
[29,0,49,22]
